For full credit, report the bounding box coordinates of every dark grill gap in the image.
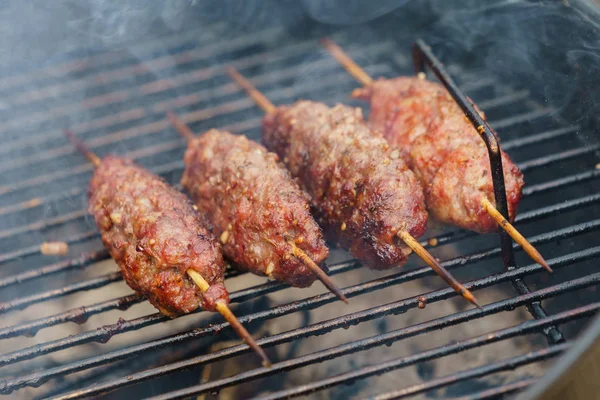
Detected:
[0,19,598,400]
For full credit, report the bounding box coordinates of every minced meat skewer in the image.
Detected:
[63,130,271,367]
[322,38,550,273]
[227,67,479,308]
[166,112,347,304]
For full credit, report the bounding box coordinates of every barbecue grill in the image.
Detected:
[1,1,599,399]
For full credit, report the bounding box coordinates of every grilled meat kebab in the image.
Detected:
[354,76,524,234]
[64,130,270,365]
[322,38,549,271]
[227,67,479,307]
[167,113,346,303]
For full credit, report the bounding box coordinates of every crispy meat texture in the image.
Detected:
[89,156,227,317]
[263,101,428,270]
[182,130,329,287]
[354,77,524,233]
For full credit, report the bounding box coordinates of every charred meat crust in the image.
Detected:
[354,77,524,233]
[182,130,329,287]
[89,156,228,317]
[263,101,428,270]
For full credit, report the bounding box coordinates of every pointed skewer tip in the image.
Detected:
[480,198,552,273]
[397,230,480,308]
[63,129,101,167]
[226,65,276,113]
[187,269,271,367]
[289,241,349,304]
[166,111,195,142]
[320,37,374,86]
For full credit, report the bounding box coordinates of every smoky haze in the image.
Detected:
[0,0,597,124]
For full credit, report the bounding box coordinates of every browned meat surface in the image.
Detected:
[89,156,228,317]
[181,130,329,287]
[353,77,524,233]
[262,101,428,270]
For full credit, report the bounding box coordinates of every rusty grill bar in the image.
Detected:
[0,20,598,400]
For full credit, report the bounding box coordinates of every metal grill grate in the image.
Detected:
[0,19,599,400]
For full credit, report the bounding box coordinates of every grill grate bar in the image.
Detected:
[476,89,530,109]
[0,249,107,289]
[0,294,143,340]
[487,108,554,131]
[518,144,600,172]
[502,125,580,151]
[1,27,284,111]
[0,208,600,332]
[367,345,568,400]
[3,188,599,293]
[0,41,371,170]
[0,64,392,200]
[0,189,595,340]
[0,22,225,92]
[0,210,87,240]
[0,272,122,315]
[145,316,579,400]
[450,378,538,400]
[0,121,577,219]
[0,121,587,267]
[0,230,97,266]
[0,38,386,155]
[522,169,600,196]
[41,271,600,400]
[3,246,598,394]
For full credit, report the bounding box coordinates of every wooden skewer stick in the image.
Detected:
[64,129,101,167]
[321,38,552,274]
[167,111,349,304]
[287,240,349,304]
[166,111,195,142]
[320,38,373,86]
[397,230,479,308]
[64,129,272,368]
[481,198,552,273]
[227,67,481,308]
[186,270,271,367]
[226,67,276,113]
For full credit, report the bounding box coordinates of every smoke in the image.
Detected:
[301,0,411,25]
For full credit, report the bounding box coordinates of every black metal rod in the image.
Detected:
[43,271,600,400]
[369,345,568,400]
[145,322,575,400]
[2,218,598,367]
[5,246,599,395]
[412,39,563,344]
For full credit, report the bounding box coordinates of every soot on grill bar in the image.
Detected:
[0,1,599,399]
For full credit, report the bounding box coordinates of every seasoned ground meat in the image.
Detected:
[262,101,428,270]
[89,156,228,317]
[181,130,329,287]
[354,77,524,233]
